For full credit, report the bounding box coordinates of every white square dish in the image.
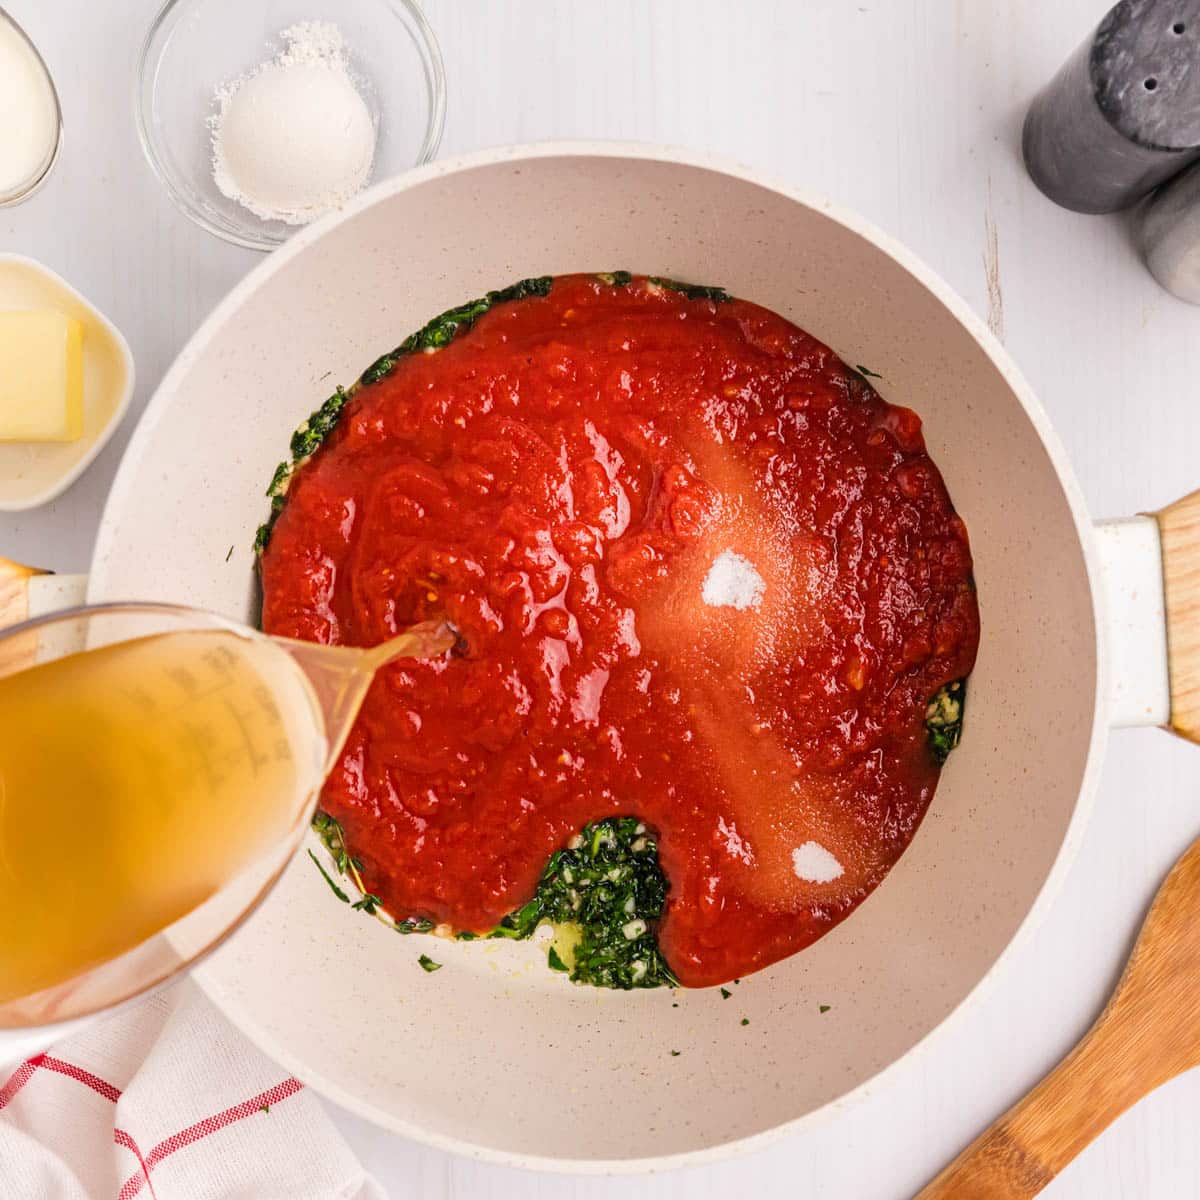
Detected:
[0,254,134,512]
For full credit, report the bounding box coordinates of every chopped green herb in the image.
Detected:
[312,811,353,875]
[595,270,633,287]
[734,978,741,984]
[260,1104,270,1113]
[361,276,554,386]
[307,803,676,991]
[489,816,677,990]
[720,987,732,999]
[455,930,480,941]
[819,1004,832,1014]
[254,457,298,551]
[266,458,291,498]
[741,1017,750,1026]
[394,917,435,935]
[307,849,349,903]
[418,954,442,973]
[225,545,234,562]
[926,678,967,765]
[289,386,351,462]
[670,1050,681,1056]
[310,811,435,934]
[856,364,884,379]
[648,276,730,303]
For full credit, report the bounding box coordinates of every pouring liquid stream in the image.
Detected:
[0,619,453,1020]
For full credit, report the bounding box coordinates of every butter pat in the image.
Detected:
[0,311,84,442]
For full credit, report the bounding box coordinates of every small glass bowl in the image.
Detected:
[0,8,63,208]
[136,0,445,251]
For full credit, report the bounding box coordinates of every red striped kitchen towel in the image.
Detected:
[0,980,383,1199]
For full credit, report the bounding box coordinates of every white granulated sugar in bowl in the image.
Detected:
[210,22,376,226]
[701,549,766,610]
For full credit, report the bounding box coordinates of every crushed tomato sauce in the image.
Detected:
[260,274,980,987]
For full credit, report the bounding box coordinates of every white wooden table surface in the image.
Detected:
[4,1,1200,1196]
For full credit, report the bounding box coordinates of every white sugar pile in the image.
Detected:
[210,22,376,226]
[791,841,844,884]
[701,549,766,610]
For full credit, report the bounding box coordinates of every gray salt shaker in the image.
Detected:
[1136,159,1200,301]
[1023,0,1200,213]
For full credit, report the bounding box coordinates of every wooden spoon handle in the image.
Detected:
[1158,487,1200,744]
[919,830,1200,1199]
[0,555,45,628]
[0,556,49,673]
[0,557,87,672]
[916,1016,1175,1199]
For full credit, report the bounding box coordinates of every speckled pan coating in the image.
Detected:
[88,144,1106,1171]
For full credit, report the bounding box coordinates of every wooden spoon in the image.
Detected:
[917,832,1200,1198]
[0,556,48,674]
[0,555,45,623]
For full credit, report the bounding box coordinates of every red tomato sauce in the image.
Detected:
[261,274,979,987]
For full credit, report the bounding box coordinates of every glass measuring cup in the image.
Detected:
[0,602,452,1051]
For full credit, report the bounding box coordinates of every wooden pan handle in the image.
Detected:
[1156,488,1200,744]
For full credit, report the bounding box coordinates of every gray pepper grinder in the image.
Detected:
[1136,159,1200,300]
[1023,0,1200,213]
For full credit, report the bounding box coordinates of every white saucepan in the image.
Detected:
[78,144,1200,1171]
